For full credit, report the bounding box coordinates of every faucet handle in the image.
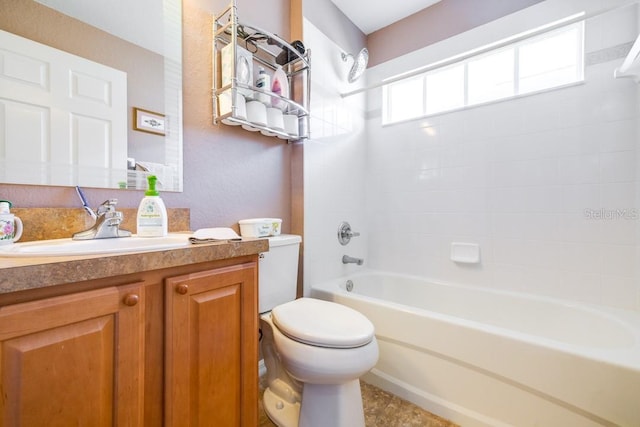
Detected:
[72,198,130,240]
[338,221,360,246]
[97,199,119,215]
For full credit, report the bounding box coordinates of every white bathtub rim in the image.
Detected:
[310,269,640,372]
[316,269,640,341]
[329,269,640,328]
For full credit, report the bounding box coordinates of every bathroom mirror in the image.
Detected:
[0,0,183,192]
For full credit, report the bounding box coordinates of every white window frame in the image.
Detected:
[382,19,585,125]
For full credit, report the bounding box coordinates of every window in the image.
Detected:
[468,49,514,104]
[382,21,584,125]
[518,25,583,94]
[425,64,464,114]
[384,75,424,123]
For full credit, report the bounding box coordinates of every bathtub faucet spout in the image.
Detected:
[342,255,364,265]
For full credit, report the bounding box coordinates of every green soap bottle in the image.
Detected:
[136,175,168,237]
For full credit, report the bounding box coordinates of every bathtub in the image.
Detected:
[311,271,640,427]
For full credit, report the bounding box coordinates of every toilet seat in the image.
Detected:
[271,298,374,348]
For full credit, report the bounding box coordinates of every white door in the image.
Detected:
[0,29,127,187]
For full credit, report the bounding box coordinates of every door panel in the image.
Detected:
[0,28,127,187]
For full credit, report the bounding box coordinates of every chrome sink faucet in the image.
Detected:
[342,255,364,266]
[72,199,132,240]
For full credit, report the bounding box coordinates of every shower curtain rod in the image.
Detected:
[341,0,638,98]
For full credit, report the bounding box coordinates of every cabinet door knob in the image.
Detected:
[176,284,189,295]
[123,293,139,306]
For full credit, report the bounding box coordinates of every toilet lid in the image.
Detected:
[271,298,375,348]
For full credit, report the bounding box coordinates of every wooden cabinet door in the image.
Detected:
[0,283,145,427]
[165,262,258,427]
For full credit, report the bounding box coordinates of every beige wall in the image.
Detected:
[367,0,545,67]
[0,0,297,233]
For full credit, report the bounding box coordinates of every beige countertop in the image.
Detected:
[0,238,269,294]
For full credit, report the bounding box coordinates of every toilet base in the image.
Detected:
[299,379,365,427]
[263,386,300,427]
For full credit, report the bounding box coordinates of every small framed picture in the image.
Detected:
[133,107,165,136]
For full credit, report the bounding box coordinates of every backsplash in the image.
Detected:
[12,208,190,242]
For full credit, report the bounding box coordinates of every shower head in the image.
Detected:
[341,48,368,83]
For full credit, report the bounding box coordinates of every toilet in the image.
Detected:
[259,235,379,427]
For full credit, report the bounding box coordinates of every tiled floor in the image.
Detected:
[259,380,458,427]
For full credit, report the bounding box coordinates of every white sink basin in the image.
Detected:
[0,234,191,257]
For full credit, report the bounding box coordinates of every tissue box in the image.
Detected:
[238,218,282,237]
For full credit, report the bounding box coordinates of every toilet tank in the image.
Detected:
[259,234,302,314]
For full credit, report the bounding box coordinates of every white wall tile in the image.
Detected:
[599,119,637,153]
[303,19,368,293]
[305,4,640,311]
[600,244,637,277]
[598,5,638,51]
[361,11,639,310]
[560,242,602,274]
[601,182,636,208]
[555,125,600,157]
[558,154,600,185]
[600,151,636,182]
[559,213,603,243]
[561,184,600,213]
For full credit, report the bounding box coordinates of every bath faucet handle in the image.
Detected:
[338,221,361,246]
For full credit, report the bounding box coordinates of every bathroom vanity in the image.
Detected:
[0,238,267,426]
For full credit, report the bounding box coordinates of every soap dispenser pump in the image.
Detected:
[136,175,168,237]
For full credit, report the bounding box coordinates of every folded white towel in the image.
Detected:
[189,227,242,244]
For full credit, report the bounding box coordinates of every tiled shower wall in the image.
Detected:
[365,0,640,310]
[302,18,368,293]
